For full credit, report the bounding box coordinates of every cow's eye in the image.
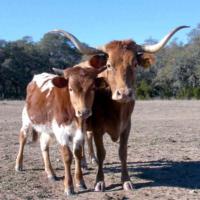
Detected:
[107,64,113,70]
[69,87,73,92]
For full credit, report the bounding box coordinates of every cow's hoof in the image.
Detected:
[77,183,87,192]
[15,165,23,172]
[48,175,58,181]
[64,187,76,196]
[95,181,105,192]
[123,181,134,191]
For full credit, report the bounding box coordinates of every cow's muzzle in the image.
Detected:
[76,109,92,119]
[112,88,135,102]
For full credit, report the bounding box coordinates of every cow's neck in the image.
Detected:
[102,99,134,142]
[112,100,134,115]
[113,99,134,125]
[53,89,75,125]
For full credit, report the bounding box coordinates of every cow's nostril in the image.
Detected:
[116,90,121,96]
[77,109,91,118]
[84,109,90,115]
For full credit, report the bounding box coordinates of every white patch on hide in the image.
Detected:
[40,132,52,151]
[52,119,78,146]
[21,105,84,148]
[33,73,57,96]
[32,123,53,135]
[21,106,31,134]
[73,128,84,151]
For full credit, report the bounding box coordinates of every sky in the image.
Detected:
[0,0,199,46]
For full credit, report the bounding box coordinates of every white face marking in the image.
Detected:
[33,73,57,96]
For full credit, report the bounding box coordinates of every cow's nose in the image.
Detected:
[82,109,90,116]
[112,88,134,101]
[116,90,122,98]
[76,109,91,118]
[116,89,132,98]
[77,110,82,116]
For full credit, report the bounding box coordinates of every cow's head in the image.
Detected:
[52,54,107,119]
[50,26,189,102]
[98,40,155,102]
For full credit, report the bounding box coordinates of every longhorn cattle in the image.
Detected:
[15,54,107,196]
[50,26,189,191]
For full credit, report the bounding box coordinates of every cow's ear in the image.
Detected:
[52,77,68,88]
[62,68,73,79]
[137,53,155,68]
[89,54,108,69]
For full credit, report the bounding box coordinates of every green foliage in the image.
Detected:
[136,23,200,100]
[0,34,81,99]
[193,87,200,99]
[136,80,152,99]
[176,87,200,99]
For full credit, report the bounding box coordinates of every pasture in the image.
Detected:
[0,100,200,200]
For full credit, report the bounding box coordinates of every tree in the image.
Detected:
[0,34,81,99]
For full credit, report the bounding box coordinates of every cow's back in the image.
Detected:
[25,73,73,126]
[25,73,56,124]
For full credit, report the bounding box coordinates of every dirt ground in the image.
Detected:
[0,100,200,200]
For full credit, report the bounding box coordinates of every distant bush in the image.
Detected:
[176,87,200,99]
[136,80,152,99]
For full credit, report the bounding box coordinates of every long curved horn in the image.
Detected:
[141,26,190,53]
[52,67,64,75]
[97,45,107,52]
[50,29,102,55]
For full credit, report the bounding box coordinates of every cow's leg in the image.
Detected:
[73,145,87,191]
[15,128,27,171]
[119,121,133,191]
[15,106,32,171]
[40,133,56,180]
[61,145,74,196]
[94,134,106,192]
[86,131,98,165]
[81,139,88,170]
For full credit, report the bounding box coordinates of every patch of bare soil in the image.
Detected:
[0,100,200,200]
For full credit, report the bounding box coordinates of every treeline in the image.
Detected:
[0,34,81,99]
[136,24,200,99]
[0,25,200,99]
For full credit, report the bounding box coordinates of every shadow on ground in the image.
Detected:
[104,160,200,190]
[25,160,200,191]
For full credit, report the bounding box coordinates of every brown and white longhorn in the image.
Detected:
[15,55,107,196]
